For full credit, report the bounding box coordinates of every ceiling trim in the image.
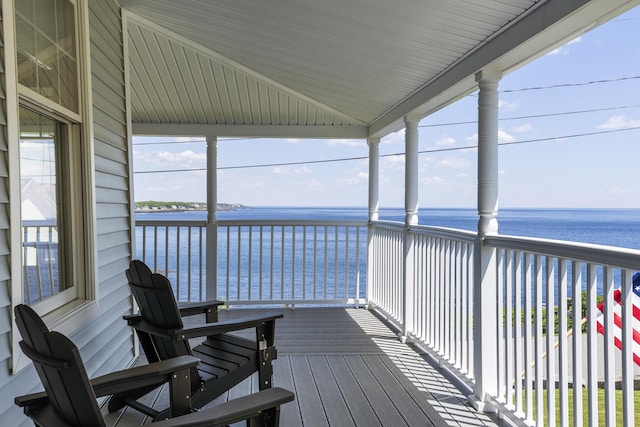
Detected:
[131,122,369,139]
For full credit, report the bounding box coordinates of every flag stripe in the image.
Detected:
[594,285,640,367]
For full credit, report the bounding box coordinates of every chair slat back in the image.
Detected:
[126,260,192,359]
[15,304,105,427]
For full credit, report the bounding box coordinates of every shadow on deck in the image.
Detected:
[104,307,505,427]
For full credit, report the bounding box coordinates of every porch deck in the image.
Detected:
[103,307,504,427]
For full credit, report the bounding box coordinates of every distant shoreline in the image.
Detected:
[134,203,247,212]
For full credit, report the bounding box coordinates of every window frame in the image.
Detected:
[8,0,98,373]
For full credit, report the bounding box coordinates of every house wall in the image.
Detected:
[0,1,136,424]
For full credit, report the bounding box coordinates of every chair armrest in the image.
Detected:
[173,313,283,340]
[15,399,74,427]
[151,387,295,427]
[129,313,283,341]
[15,356,200,407]
[123,300,223,325]
[15,392,48,408]
[91,355,200,397]
[176,300,223,316]
[177,300,223,322]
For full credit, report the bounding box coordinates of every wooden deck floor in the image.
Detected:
[103,307,504,427]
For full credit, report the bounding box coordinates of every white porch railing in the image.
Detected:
[367,223,477,379]
[368,224,640,427]
[135,219,367,306]
[484,235,640,427]
[22,221,60,305]
[135,217,639,426]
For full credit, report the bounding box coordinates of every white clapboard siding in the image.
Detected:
[81,0,135,381]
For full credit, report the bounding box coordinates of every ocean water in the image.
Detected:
[135,207,640,302]
[137,207,640,250]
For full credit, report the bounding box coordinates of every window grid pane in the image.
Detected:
[16,0,78,112]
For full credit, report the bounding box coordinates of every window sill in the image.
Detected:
[44,299,99,336]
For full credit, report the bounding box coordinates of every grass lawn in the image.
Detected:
[531,388,640,425]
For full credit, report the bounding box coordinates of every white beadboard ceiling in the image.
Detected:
[118,0,637,138]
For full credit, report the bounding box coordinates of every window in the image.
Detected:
[13,0,93,315]
[15,0,78,113]
[20,106,79,307]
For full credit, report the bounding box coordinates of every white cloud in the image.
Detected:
[337,171,368,185]
[498,129,515,143]
[465,129,514,145]
[499,99,520,111]
[597,115,640,129]
[421,176,443,185]
[239,181,264,188]
[547,36,582,55]
[381,129,405,145]
[272,166,313,174]
[133,149,207,169]
[327,139,366,147]
[512,123,533,133]
[381,154,405,170]
[157,150,207,163]
[438,158,470,171]
[436,136,456,146]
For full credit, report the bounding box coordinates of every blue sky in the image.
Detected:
[133,6,640,209]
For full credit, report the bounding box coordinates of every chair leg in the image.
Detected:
[108,385,161,413]
[169,367,193,417]
[257,323,276,391]
[247,407,280,427]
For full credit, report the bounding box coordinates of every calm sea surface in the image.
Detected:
[135,207,640,302]
[137,207,640,250]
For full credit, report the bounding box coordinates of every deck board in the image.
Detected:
[323,355,380,426]
[307,355,353,426]
[105,307,503,426]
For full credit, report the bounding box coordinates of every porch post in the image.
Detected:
[401,114,419,342]
[206,136,218,301]
[471,69,501,411]
[368,137,380,222]
[404,115,419,227]
[366,137,380,309]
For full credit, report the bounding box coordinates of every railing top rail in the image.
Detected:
[217,219,368,227]
[135,219,368,227]
[370,220,405,231]
[484,233,640,269]
[371,221,476,242]
[409,224,476,242]
[22,220,57,227]
[136,219,208,227]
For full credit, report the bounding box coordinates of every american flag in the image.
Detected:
[595,272,640,367]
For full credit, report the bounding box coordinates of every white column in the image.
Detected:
[401,115,419,341]
[404,115,419,226]
[471,69,501,411]
[365,137,380,309]
[206,136,218,301]
[368,137,380,222]
[477,70,500,237]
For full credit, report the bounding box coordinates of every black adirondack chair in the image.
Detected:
[13,304,294,427]
[111,260,283,419]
